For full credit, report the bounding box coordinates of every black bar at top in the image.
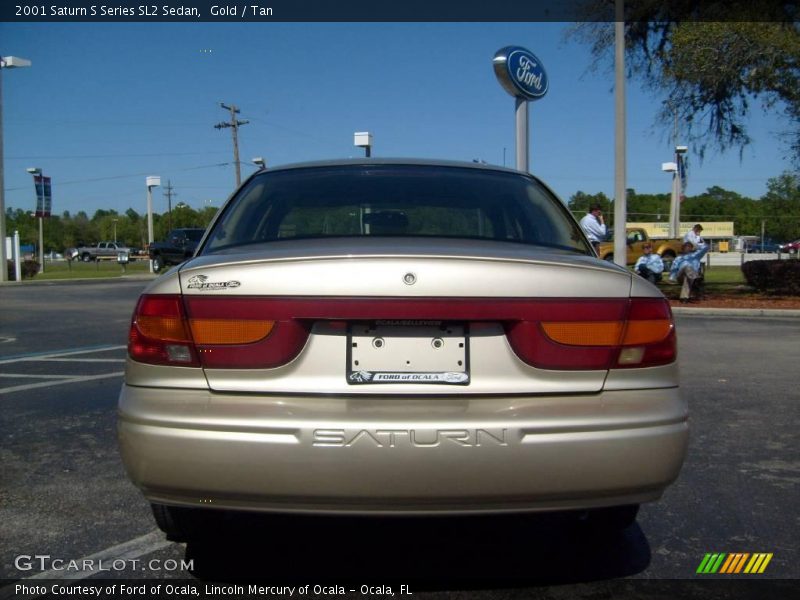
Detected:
[2,0,797,22]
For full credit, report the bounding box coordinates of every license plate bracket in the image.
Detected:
[346,321,469,385]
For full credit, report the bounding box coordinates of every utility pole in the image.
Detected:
[163,180,176,232]
[612,0,627,268]
[214,103,249,187]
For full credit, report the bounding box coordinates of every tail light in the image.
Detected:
[129,295,308,369]
[129,295,200,367]
[129,294,675,371]
[507,297,675,370]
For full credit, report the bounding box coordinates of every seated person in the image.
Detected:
[669,241,710,302]
[634,243,663,284]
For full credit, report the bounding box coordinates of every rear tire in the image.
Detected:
[151,503,193,542]
[81,252,92,263]
[151,503,226,542]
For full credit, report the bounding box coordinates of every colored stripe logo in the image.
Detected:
[697,553,773,574]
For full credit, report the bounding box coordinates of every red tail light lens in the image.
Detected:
[129,295,306,369]
[618,297,676,368]
[129,294,675,371]
[182,297,309,369]
[507,298,675,370]
[129,295,199,367]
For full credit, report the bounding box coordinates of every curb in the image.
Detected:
[672,307,800,318]
[0,275,157,286]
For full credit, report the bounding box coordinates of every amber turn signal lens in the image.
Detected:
[621,320,673,345]
[136,316,191,342]
[540,321,624,346]
[189,319,275,345]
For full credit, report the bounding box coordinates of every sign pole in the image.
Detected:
[493,46,548,174]
[38,216,44,274]
[515,98,529,172]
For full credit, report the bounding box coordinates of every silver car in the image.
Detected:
[118,160,687,541]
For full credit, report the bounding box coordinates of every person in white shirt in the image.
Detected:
[634,244,664,284]
[579,203,607,252]
[684,224,705,249]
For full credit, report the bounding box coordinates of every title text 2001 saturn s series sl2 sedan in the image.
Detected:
[118,160,688,541]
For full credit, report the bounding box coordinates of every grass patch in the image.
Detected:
[626,265,749,299]
[32,260,153,280]
[657,265,751,299]
[699,266,745,285]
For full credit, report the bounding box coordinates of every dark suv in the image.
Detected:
[148,228,205,272]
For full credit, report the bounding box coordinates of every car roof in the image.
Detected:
[256,158,526,177]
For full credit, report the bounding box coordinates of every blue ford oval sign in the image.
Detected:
[493,46,549,101]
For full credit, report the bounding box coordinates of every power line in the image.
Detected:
[6,151,228,160]
[3,162,234,192]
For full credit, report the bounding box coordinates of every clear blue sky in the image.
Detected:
[2,22,793,217]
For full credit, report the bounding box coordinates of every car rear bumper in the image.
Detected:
[118,384,688,514]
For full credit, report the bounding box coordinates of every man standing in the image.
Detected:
[634,243,664,284]
[670,241,710,302]
[579,203,607,252]
[684,224,705,249]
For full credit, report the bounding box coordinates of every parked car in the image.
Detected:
[597,227,684,269]
[148,228,205,273]
[119,160,687,542]
[745,239,781,253]
[74,241,131,262]
[778,239,800,254]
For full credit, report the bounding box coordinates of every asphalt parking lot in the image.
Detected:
[0,280,797,599]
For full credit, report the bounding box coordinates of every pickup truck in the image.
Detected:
[597,228,684,270]
[74,241,131,262]
[148,228,205,273]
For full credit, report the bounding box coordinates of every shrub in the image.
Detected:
[741,259,800,295]
[5,259,39,281]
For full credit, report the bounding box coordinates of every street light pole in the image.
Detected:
[0,55,32,282]
[662,161,678,238]
[354,132,373,158]
[146,176,161,273]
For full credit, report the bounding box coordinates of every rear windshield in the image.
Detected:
[202,165,590,254]
[184,229,205,242]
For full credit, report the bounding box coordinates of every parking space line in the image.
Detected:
[39,358,126,363]
[0,372,124,395]
[1,531,174,590]
[0,345,126,365]
[0,373,81,379]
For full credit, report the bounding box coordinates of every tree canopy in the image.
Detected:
[567,171,800,241]
[571,1,800,164]
[4,205,219,253]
